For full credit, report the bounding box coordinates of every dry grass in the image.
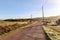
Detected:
[43,25,60,40]
[0,21,28,37]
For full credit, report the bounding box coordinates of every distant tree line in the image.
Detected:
[4,19,35,22]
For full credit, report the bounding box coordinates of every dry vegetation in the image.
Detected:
[43,25,60,40]
[0,21,28,35]
[0,18,37,37]
[42,16,60,40]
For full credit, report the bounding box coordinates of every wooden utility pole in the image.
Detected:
[31,14,32,19]
[42,5,46,25]
[41,0,48,25]
[30,14,32,23]
[42,6,44,23]
[42,6,47,25]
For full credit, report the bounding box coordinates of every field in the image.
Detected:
[43,25,60,40]
[0,21,29,37]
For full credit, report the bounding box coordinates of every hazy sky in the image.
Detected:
[0,0,60,19]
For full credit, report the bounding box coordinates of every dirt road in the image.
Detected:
[0,22,50,40]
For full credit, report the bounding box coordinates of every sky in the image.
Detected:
[0,0,60,19]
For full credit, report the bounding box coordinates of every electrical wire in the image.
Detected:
[42,0,48,6]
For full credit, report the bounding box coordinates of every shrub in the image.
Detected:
[0,27,5,35]
[56,19,60,25]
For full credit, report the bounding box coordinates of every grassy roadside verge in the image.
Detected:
[0,23,27,38]
[0,21,37,38]
[43,25,60,40]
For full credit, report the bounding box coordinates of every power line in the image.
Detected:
[42,0,48,6]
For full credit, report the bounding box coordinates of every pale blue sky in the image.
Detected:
[0,0,60,19]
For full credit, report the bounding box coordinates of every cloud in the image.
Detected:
[48,0,60,14]
[48,0,60,3]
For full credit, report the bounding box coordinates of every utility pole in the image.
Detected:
[31,14,32,19]
[42,6,44,24]
[30,14,32,23]
[42,0,48,25]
